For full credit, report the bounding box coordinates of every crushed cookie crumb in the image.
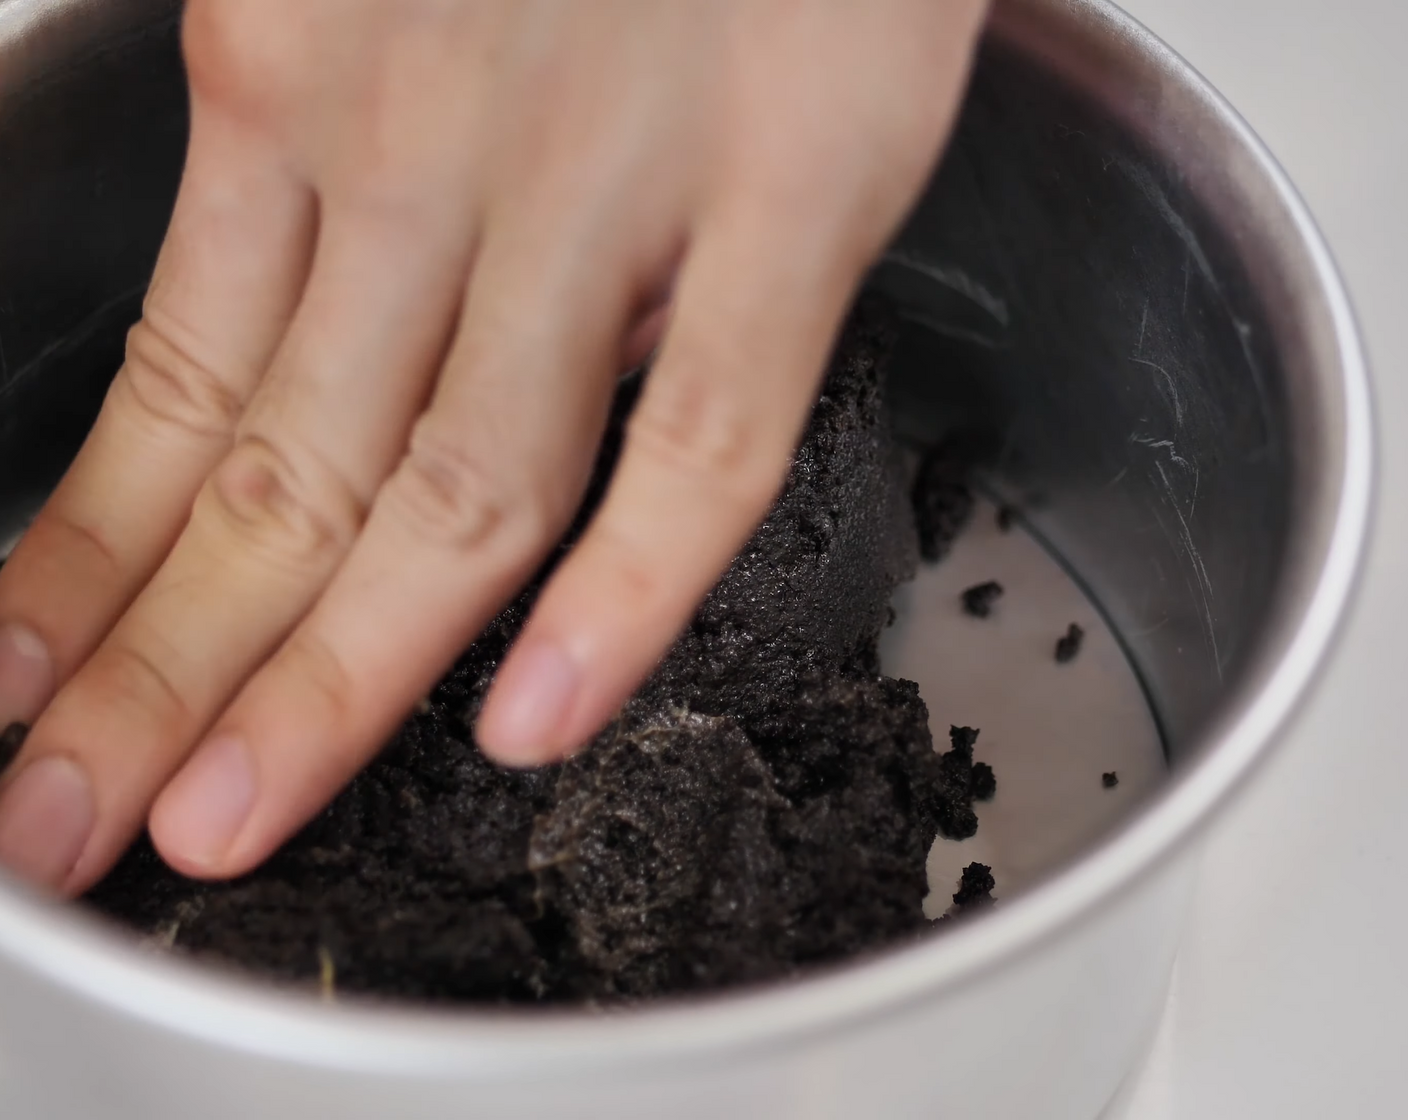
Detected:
[961,581,1004,618]
[1055,623,1085,663]
[951,862,996,910]
[318,946,337,1001]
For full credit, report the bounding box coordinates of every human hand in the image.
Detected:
[0,0,987,892]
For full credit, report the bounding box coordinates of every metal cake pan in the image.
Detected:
[0,0,1373,1116]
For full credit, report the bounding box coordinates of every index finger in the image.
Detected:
[475,199,872,765]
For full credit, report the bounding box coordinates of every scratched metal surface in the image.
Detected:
[0,0,184,548]
[1100,2,1406,1116]
[875,39,1298,761]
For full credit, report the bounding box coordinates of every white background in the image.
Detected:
[1104,2,1408,1116]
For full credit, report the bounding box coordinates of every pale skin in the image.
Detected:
[0,0,988,893]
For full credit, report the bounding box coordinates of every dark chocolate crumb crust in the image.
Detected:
[87,297,997,1006]
[931,726,996,841]
[910,437,977,563]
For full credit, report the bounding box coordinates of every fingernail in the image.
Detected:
[0,622,54,727]
[0,755,94,889]
[155,734,256,870]
[477,641,580,766]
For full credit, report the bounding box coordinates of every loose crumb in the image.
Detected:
[1055,623,1085,663]
[142,919,182,952]
[0,721,28,775]
[1102,771,1119,789]
[140,898,203,953]
[951,862,996,910]
[318,946,337,1001]
[996,504,1018,532]
[961,581,1004,618]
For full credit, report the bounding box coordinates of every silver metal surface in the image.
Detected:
[0,0,1373,1116]
[879,497,1167,905]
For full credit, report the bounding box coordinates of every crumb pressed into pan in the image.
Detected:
[1102,771,1119,789]
[88,296,999,1006]
[910,434,987,563]
[961,580,1004,618]
[0,721,27,775]
[1055,622,1084,663]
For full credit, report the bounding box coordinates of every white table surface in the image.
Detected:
[1101,2,1408,1116]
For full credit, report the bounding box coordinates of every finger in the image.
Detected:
[148,207,647,879]
[2,197,474,894]
[620,302,670,371]
[0,105,314,731]
[619,274,674,370]
[476,206,875,766]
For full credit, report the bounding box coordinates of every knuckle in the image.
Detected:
[204,437,365,568]
[182,0,300,114]
[118,317,246,440]
[382,419,541,555]
[100,637,194,731]
[628,383,783,514]
[47,510,121,578]
[180,0,236,88]
[593,517,670,607]
[327,177,447,246]
[280,630,355,726]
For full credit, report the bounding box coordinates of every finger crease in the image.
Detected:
[54,512,122,576]
[109,641,195,730]
[285,632,355,726]
[210,435,366,566]
[627,407,776,507]
[389,429,514,553]
[122,319,247,440]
